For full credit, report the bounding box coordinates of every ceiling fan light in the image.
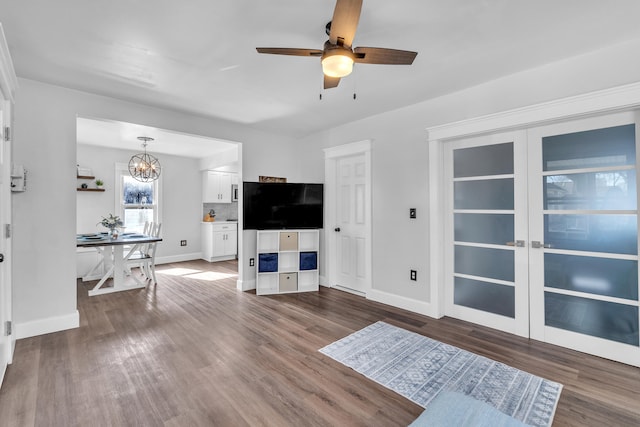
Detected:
[322,53,354,78]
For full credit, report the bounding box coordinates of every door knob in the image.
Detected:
[334,227,341,232]
[0,253,3,262]
[506,240,525,247]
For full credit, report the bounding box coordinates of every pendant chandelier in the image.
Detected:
[129,136,161,182]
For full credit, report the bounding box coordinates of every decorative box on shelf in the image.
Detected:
[77,166,92,177]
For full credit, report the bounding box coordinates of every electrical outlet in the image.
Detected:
[180,240,187,246]
[249,258,255,267]
[410,208,416,219]
[410,270,417,281]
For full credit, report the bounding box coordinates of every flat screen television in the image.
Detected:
[243,182,323,230]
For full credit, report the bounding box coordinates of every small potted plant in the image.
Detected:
[95,179,104,189]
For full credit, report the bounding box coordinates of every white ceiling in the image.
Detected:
[3,0,640,141]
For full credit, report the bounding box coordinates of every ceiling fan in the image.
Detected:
[256,0,418,89]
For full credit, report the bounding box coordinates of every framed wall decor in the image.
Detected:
[259,175,287,183]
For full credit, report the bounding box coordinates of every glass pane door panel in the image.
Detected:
[544,171,637,210]
[542,124,635,171]
[455,246,514,282]
[455,213,514,245]
[545,253,638,300]
[544,214,637,254]
[545,292,639,346]
[449,138,522,334]
[455,179,514,210]
[455,277,515,318]
[453,143,514,177]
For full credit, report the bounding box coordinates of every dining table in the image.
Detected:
[76,232,162,296]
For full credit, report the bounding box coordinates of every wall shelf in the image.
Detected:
[77,188,105,192]
[77,174,103,191]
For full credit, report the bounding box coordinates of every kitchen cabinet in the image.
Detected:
[202,171,233,203]
[201,222,237,262]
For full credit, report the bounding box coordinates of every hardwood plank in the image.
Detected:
[0,259,638,426]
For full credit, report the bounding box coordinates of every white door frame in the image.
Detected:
[323,140,372,295]
[428,82,640,319]
[0,24,17,386]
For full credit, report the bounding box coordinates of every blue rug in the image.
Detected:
[319,321,562,427]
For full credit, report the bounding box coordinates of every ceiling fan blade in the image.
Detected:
[353,47,418,65]
[256,48,323,57]
[324,75,341,89]
[329,0,363,48]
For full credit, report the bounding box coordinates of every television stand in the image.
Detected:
[256,229,319,295]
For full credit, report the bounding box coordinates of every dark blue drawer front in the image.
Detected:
[300,252,318,270]
[259,253,278,272]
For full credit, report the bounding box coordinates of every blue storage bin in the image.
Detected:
[259,253,278,272]
[299,251,317,270]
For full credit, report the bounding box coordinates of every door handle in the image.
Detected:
[334,227,341,232]
[531,241,551,249]
[506,240,525,247]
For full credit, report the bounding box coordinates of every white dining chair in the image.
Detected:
[126,222,161,285]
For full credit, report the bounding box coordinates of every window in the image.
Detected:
[115,163,161,233]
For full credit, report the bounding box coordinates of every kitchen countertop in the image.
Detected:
[201,220,238,224]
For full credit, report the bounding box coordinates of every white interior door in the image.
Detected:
[444,131,530,337]
[334,154,369,295]
[528,112,640,366]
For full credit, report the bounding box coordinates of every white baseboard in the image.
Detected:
[319,274,327,287]
[155,252,202,265]
[238,278,256,291]
[367,289,442,319]
[15,310,80,339]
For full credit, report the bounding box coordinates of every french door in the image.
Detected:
[444,131,530,337]
[445,112,640,366]
[528,113,639,365]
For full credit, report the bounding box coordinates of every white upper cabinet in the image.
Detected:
[202,171,235,203]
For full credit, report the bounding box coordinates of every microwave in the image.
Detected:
[231,184,238,202]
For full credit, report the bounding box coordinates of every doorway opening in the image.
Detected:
[75,117,244,295]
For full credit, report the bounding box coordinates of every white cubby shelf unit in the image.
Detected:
[256,229,320,295]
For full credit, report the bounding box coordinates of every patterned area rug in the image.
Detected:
[319,321,562,427]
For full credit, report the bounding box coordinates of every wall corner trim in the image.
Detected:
[0,23,18,102]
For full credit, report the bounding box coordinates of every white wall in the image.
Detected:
[295,38,640,312]
[77,144,202,262]
[13,37,640,337]
[12,78,300,338]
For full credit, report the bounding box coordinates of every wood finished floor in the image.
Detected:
[1,259,639,426]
